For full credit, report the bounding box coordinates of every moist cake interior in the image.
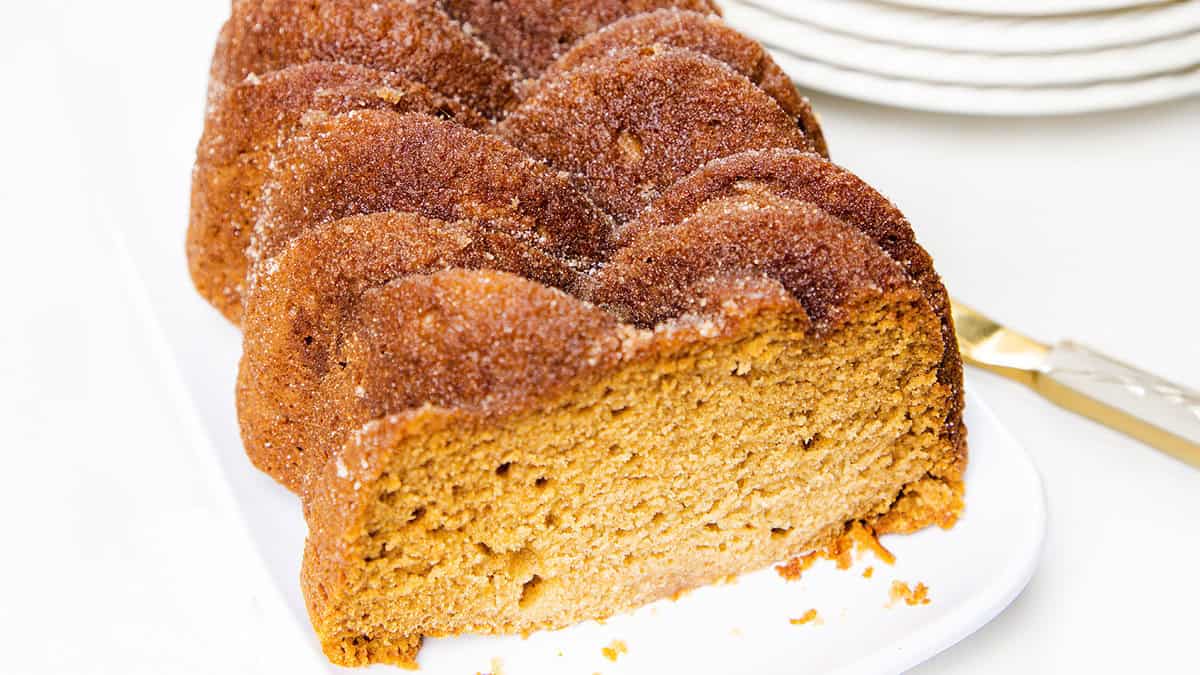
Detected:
[305,295,954,665]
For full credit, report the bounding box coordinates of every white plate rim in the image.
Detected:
[733,0,1200,55]
[765,46,1200,115]
[831,388,1047,675]
[868,0,1170,17]
[722,2,1200,88]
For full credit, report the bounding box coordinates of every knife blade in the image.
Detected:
[951,300,1200,469]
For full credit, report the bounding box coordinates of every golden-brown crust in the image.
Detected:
[590,194,919,330]
[239,212,584,492]
[543,9,828,157]
[621,149,966,475]
[299,406,449,668]
[438,0,720,75]
[338,271,627,425]
[255,109,615,272]
[187,62,486,324]
[498,47,814,222]
[210,0,519,118]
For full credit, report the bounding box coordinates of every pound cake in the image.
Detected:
[187,0,966,667]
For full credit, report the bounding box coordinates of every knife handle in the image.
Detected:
[1035,341,1200,469]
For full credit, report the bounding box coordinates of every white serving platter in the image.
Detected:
[763,45,1200,115]
[101,169,1046,673]
[114,228,1046,674]
[740,0,1200,54]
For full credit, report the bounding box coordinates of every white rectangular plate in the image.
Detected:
[112,230,1044,675]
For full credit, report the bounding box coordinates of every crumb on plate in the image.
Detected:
[889,580,931,606]
[789,609,820,625]
[602,639,628,662]
[775,521,895,581]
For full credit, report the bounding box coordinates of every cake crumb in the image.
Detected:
[848,521,895,565]
[828,533,854,569]
[775,550,821,580]
[776,522,895,581]
[789,609,820,625]
[889,581,931,606]
[862,566,874,578]
[601,639,628,661]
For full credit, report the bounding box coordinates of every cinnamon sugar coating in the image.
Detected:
[544,10,828,157]
[239,212,583,491]
[498,48,814,222]
[336,269,626,428]
[439,0,718,75]
[591,194,917,330]
[211,0,519,117]
[188,62,486,324]
[256,110,614,273]
[623,149,965,473]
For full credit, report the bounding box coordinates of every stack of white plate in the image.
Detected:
[721,0,1200,115]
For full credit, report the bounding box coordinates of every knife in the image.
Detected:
[951,300,1200,469]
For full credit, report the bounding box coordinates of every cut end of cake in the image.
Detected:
[301,290,960,664]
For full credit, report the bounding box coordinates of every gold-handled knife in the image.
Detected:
[951,300,1200,469]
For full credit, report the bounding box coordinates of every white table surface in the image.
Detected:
[1,2,1197,673]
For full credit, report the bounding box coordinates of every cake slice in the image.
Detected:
[290,195,958,666]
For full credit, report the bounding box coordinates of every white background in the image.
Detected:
[1,1,1198,673]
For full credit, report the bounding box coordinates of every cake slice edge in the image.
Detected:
[299,276,960,667]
